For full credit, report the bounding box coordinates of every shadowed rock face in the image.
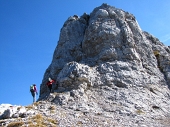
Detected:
[38,4,170,125]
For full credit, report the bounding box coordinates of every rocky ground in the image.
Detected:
[0,90,170,127]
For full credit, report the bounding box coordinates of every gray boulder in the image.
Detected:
[0,109,12,119]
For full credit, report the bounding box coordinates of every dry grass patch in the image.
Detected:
[27,113,58,127]
[7,121,24,127]
[25,101,42,110]
[32,101,43,106]
[29,114,46,127]
[47,117,58,124]
[32,114,43,120]
[53,92,60,96]
[77,121,83,126]
[25,105,34,110]
[48,105,56,114]
[136,109,145,115]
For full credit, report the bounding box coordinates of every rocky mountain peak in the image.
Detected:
[1,3,170,127]
[37,4,170,125]
[39,3,170,97]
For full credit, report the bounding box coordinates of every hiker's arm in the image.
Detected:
[52,80,55,83]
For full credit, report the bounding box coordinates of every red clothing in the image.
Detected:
[33,86,37,92]
[46,80,55,86]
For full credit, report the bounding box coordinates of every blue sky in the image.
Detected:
[0,0,169,106]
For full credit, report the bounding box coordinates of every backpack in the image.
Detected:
[30,85,34,92]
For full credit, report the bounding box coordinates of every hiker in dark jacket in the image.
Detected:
[46,78,55,93]
[30,84,38,103]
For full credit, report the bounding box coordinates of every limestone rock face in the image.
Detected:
[40,3,170,96]
[38,3,170,126]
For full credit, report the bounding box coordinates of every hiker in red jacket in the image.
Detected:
[46,77,55,93]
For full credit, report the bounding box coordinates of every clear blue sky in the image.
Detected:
[0,0,169,106]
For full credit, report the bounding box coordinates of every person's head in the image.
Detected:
[49,77,52,81]
[33,84,36,86]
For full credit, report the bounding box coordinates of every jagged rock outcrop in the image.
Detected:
[40,3,170,97]
[1,3,170,127]
[38,3,170,126]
